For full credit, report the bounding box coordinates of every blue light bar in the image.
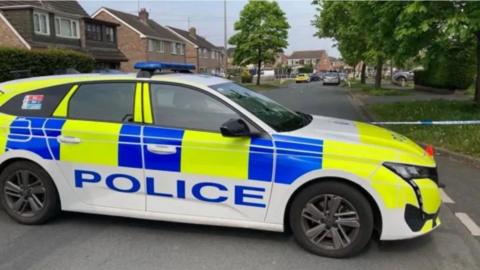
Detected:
[134,61,195,72]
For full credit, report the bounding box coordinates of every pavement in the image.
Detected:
[1,81,479,270]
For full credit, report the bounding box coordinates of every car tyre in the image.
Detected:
[0,161,60,225]
[289,181,373,258]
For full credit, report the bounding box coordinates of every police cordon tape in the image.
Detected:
[371,120,480,125]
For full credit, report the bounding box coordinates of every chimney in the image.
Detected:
[139,8,149,23]
[189,27,197,39]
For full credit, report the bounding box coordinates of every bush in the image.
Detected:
[0,47,95,82]
[240,68,252,83]
[298,64,313,74]
[414,46,475,90]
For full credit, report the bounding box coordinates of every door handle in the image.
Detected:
[146,144,177,155]
[57,135,81,144]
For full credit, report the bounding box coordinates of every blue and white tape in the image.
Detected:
[371,120,480,125]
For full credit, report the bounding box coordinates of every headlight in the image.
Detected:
[383,162,438,183]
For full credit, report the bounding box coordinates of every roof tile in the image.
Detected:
[167,26,218,50]
[0,0,88,17]
[104,8,183,42]
[289,50,327,59]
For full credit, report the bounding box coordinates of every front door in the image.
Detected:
[143,83,274,222]
[54,82,145,211]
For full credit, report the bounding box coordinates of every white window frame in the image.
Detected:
[105,26,115,43]
[211,50,216,59]
[148,39,165,53]
[171,42,178,55]
[33,11,50,36]
[54,16,80,39]
[179,43,184,55]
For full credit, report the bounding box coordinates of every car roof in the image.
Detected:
[0,73,231,104]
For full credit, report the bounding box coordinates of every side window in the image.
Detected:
[68,83,135,122]
[150,84,238,132]
[0,85,71,117]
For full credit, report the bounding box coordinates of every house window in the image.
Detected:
[54,16,79,39]
[105,26,115,42]
[177,43,184,55]
[148,39,165,53]
[33,12,50,35]
[86,23,102,41]
[175,43,183,55]
[171,42,178,55]
[211,51,216,59]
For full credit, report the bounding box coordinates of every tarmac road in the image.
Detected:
[0,81,479,270]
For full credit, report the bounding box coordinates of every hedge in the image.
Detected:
[298,64,314,74]
[414,46,475,91]
[0,47,95,82]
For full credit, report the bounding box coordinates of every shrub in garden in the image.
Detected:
[0,47,95,82]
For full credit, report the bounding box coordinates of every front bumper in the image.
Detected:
[404,203,440,232]
[371,167,442,240]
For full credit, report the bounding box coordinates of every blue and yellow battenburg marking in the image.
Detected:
[273,135,324,184]
[6,117,66,160]
[2,117,325,185]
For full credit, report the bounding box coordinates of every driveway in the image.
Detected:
[0,82,479,270]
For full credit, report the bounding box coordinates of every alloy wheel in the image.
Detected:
[3,170,47,218]
[300,194,360,250]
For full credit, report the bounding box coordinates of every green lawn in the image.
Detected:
[241,79,293,91]
[369,100,480,158]
[349,81,412,96]
[466,84,475,96]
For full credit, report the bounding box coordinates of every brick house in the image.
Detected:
[0,0,127,69]
[166,26,224,74]
[92,7,186,72]
[287,50,332,72]
[329,57,346,71]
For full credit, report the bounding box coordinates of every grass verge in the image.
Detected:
[369,100,480,158]
[349,81,412,96]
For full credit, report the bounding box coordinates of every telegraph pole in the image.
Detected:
[223,0,228,76]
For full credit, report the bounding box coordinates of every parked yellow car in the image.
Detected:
[295,73,310,83]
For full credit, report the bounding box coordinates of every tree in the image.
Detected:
[355,1,406,88]
[312,1,368,83]
[395,1,480,103]
[229,0,289,85]
[313,1,406,88]
[299,63,314,74]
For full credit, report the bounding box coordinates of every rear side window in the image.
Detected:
[68,83,135,123]
[150,83,238,132]
[0,85,72,117]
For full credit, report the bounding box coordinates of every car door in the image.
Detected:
[53,82,145,211]
[143,83,274,222]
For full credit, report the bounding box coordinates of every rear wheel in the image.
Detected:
[0,161,60,224]
[289,182,373,258]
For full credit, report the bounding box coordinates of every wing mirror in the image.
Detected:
[220,118,251,137]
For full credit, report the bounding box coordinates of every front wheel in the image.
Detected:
[0,161,60,225]
[289,182,373,258]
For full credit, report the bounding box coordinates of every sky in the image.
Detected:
[79,0,340,58]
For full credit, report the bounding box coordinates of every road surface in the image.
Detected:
[0,81,479,270]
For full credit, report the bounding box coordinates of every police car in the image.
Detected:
[0,62,441,258]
